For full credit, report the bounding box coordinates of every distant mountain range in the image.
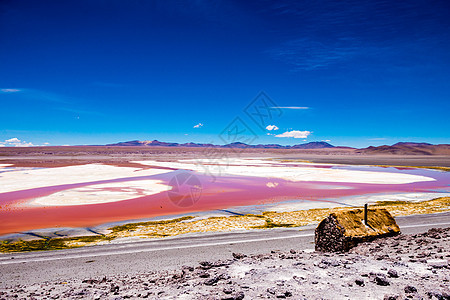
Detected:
[106,140,450,155]
[357,142,450,155]
[107,140,336,149]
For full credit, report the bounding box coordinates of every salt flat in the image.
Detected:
[30,180,172,206]
[0,164,172,194]
[133,158,435,184]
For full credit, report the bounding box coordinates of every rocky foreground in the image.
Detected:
[1,228,449,300]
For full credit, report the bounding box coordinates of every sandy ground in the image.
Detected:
[0,227,448,299]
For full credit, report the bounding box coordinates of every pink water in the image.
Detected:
[0,165,448,236]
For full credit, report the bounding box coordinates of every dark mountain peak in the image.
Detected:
[106,140,145,146]
[223,142,249,148]
[253,144,286,149]
[291,141,335,149]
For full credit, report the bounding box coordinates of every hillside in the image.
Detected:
[357,142,450,155]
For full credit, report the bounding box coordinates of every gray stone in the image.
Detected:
[375,276,390,286]
[387,269,399,278]
[404,285,417,293]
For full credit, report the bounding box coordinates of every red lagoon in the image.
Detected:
[0,166,448,236]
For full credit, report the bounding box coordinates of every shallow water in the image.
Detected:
[0,163,448,236]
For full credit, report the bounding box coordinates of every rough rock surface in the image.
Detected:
[315,208,400,252]
[0,228,449,299]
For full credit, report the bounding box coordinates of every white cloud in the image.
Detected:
[322,140,331,142]
[5,138,20,143]
[193,123,203,128]
[271,106,309,110]
[275,130,311,139]
[1,88,21,93]
[0,138,35,147]
[266,125,279,131]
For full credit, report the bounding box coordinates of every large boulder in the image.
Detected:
[315,208,400,252]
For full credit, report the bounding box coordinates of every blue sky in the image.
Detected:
[1,0,449,148]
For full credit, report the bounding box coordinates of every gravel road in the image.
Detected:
[0,213,449,299]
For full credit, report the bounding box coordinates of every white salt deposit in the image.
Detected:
[30,179,172,206]
[0,164,172,194]
[133,159,435,184]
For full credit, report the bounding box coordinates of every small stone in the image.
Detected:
[232,253,246,259]
[82,279,99,285]
[404,286,417,293]
[375,276,390,286]
[321,258,340,267]
[275,291,292,298]
[198,271,210,278]
[204,276,222,286]
[426,291,450,299]
[355,279,365,286]
[199,261,213,269]
[387,269,399,278]
[182,266,194,272]
[383,295,399,300]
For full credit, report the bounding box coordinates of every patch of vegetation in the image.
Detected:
[244,213,266,219]
[0,238,70,252]
[253,219,295,229]
[0,235,115,253]
[142,233,171,238]
[109,216,194,233]
[375,197,449,208]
